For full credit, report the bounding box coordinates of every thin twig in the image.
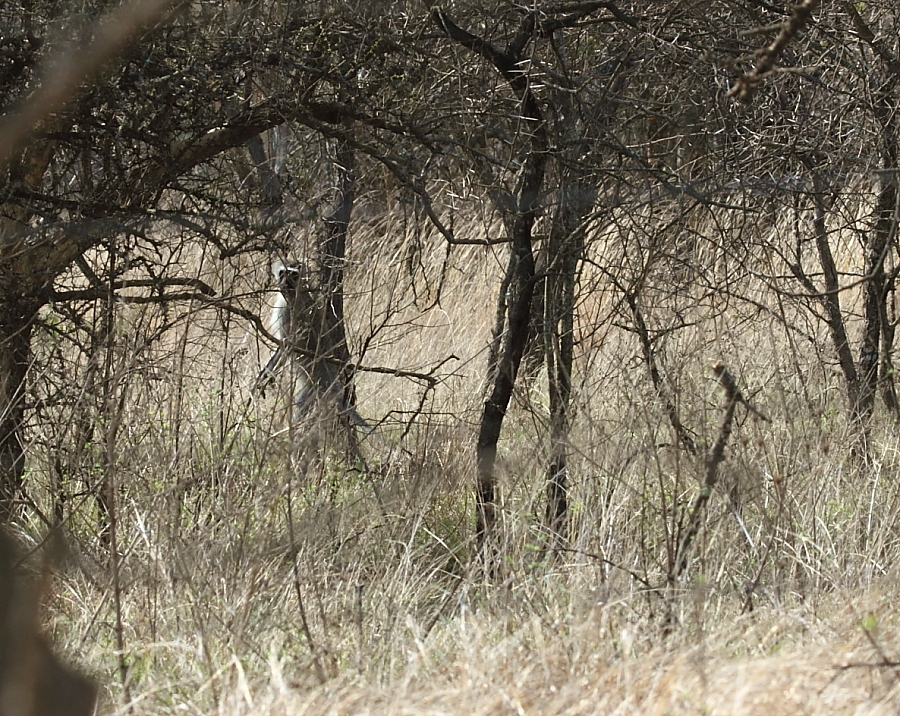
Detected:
[285,480,327,684]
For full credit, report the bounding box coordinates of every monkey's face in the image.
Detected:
[276,263,311,296]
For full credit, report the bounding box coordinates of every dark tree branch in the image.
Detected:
[50,277,215,302]
[671,363,746,586]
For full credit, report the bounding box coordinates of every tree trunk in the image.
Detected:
[543,245,572,547]
[476,213,540,553]
[432,8,548,561]
[476,108,548,556]
[543,172,592,546]
[0,295,39,522]
[542,26,625,546]
[858,179,893,423]
[318,133,357,423]
[868,83,900,419]
[245,132,284,211]
[803,185,862,423]
[475,106,547,558]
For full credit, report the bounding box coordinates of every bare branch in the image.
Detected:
[0,0,178,170]
[729,0,822,103]
[51,277,215,303]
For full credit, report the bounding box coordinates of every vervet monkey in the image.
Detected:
[256,261,322,399]
[256,260,367,430]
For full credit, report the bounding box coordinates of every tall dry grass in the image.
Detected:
[20,187,900,715]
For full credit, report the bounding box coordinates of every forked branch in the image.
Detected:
[672,362,765,584]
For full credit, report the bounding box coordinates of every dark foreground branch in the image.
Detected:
[671,362,743,584]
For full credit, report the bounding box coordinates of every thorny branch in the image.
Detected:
[729,0,822,102]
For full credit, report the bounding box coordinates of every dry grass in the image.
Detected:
[21,191,900,715]
[100,584,900,716]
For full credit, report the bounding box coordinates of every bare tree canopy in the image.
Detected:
[1,2,900,710]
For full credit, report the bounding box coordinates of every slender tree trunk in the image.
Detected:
[543,173,592,546]
[842,7,900,421]
[806,188,862,422]
[475,142,546,559]
[0,295,38,522]
[858,180,893,423]
[543,243,572,546]
[868,83,900,418]
[542,27,625,546]
[318,134,356,419]
[475,204,541,553]
[792,168,878,454]
[432,9,548,560]
[475,118,547,557]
